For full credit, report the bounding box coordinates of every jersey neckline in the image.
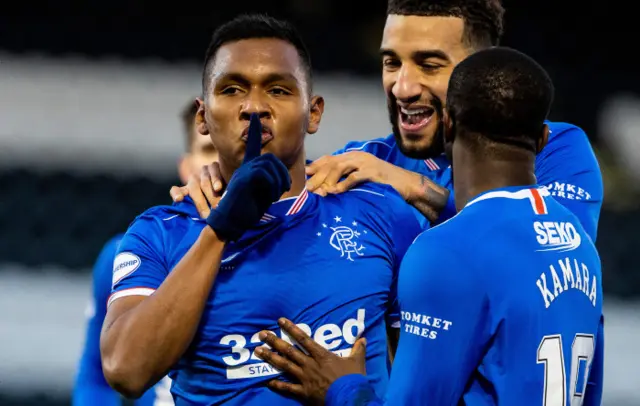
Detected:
[465,185,550,215]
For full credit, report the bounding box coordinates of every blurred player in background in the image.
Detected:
[254,47,604,406]
[100,14,422,405]
[174,0,603,242]
[73,101,217,406]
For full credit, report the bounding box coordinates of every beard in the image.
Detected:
[387,92,446,160]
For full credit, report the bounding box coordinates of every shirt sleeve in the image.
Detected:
[73,236,123,406]
[325,374,384,406]
[108,214,169,307]
[387,239,490,405]
[536,124,603,242]
[332,140,366,156]
[583,315,604,406]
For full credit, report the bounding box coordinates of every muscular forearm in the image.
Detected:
[402,172,449,223]
[101,226,225,397]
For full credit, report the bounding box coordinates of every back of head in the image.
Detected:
[446,47,554,152]
[386,0,505,48]
[202,14,312,95]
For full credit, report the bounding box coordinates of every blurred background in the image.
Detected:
[1,1,639,405]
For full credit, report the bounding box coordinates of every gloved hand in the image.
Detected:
[206,113,291,241]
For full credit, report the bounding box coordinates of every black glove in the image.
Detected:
[206,113,291,241]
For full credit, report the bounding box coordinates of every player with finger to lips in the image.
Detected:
[101,14,423,405]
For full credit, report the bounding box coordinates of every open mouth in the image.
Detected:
[398,106,435,132]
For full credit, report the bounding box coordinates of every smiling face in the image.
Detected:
[381,15,473,159]
[197,38,323,174]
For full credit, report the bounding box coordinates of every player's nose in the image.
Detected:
[392,66,422,103]
[239,92,272,121]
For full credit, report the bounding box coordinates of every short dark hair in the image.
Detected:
[446,47,554,152]
[201,14,312,96]
[387,0,505,48]
[180,99,198,151]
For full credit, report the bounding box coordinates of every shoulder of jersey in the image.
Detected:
[329,182,406,219]
[430,208,473,233]
[430,199,498,240]
[411,209,469,250]
[545,120,587,140]
[343,182,402,201]
[340,134,397,155]
[131,199,200,225]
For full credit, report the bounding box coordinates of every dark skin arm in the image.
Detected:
[304,152,450,223]
[409,174,450,223]
[100,227,226,398]
[169,152,451,223]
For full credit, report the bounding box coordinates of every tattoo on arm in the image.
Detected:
[410,176,449,223]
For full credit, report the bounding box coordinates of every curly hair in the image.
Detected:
[447,47,554,152]
[387,0,505,48]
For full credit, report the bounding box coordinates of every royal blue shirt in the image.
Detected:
[335,121,603,240]
[110,184,423,405]
[326,186,604,405]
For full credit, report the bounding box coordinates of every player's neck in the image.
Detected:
[453,146,537,211]
[280,154,307,200]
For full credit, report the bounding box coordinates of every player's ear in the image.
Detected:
[442,108,455,144]
[178,154,192,185]
[537,124,549,154]
[442,108,455,162]
[306,95,325,135]
[195,98,209,135]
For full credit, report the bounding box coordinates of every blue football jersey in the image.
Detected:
[325,186,603,406]
[335,121,603,241]
[74,235,174,406]
[110,184,422,405]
